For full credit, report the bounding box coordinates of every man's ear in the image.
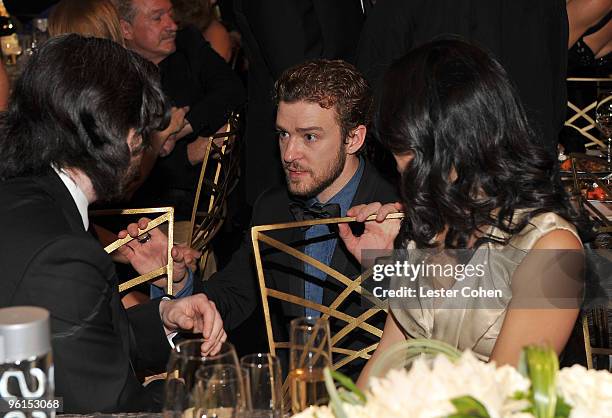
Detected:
[120,19,134,42]
[127,128,144,155]
[345,125,367,155]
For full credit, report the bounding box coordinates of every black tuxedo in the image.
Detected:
[233,0,365,204]
[0,172,170,413]
[198,160,398,375]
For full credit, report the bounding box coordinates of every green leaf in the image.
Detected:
[370,338,462,379]
[323,367,349,418]
[447,396,490,417]
[338,389,364,405]
[330,370,366,404]
[519,346,559,418]
[554,396,572,418]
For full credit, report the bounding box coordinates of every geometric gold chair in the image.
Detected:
[250,213,403,402]
[90,206,176,295]
[175,112,241,277]
[565,77,612,152]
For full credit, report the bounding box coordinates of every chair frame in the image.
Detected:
[177,114,241,279]
[250,213,404,372]
[565,77,612,150]
[90,207,175,294]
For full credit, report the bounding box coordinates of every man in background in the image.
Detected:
[114,0,245,219]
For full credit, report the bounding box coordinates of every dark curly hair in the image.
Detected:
[376,38,587,248]
[0,34,169,200]
[274,59,373,142]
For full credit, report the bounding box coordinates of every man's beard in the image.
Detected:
[284,146,346,199]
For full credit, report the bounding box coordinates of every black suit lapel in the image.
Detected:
[34,172,87,234]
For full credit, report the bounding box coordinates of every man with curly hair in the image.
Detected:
[198,59,398,376]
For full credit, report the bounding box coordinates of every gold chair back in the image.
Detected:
[189,113,241,250]
[90,207,175,294]
[251,213,403,402]
[565,77,612,150]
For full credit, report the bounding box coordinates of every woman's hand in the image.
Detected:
[338,202,403,265]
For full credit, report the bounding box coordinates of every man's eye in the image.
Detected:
[277,131,289,139]
[305,134,316,141]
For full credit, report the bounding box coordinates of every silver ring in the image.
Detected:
[137,232,152,244]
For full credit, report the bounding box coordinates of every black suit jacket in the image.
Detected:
[198,160,398,374]
[0,172,170,413]
[234,0,365,204]
[132,27,246,220]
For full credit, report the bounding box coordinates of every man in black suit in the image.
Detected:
[0,35,226,414]
[114,0,245,219]
[197,60,398,375]
[233,0,366,205]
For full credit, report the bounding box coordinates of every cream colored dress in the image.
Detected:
[391,212,580,361]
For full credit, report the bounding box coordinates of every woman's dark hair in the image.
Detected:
[0,34,169,199]
[376,38,587,248]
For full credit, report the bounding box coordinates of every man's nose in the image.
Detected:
[282,138,302,162]
[165,15,178,31]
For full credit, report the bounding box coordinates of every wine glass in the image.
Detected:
[193,364,246,418]
[289,317,332,414]
[163,340,242,418]
[595,90,612,167]
[240,353,283,418]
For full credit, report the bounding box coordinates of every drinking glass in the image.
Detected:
[240,353,283,418]
[289,317,332,414]
[595,90,612,167]
[193,365,245,418]
[162,340,241,418]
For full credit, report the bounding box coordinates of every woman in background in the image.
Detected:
[49,0,124,44]
[172,0,233,62]
[339,39,587,388]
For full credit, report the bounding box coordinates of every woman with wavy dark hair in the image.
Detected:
[339,38,586,388]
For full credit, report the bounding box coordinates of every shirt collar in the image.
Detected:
[52,166,90,230]
[307,157,365,215]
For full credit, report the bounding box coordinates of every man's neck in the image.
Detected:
[62,168,97,204]
[316,155,360,203]
[125,42,166,66]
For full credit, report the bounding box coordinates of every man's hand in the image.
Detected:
[158,106,191,157]
[116,218,201,287]
[338,202,403,265]
[159,294,227,355]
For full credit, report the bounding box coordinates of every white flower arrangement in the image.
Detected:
[292,340,612,418]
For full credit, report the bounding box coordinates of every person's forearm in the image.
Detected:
[187,136,212,165]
